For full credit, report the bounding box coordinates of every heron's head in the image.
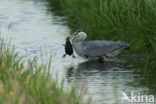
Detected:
[69,29,87,41]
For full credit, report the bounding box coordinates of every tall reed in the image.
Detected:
[0,37,89,103]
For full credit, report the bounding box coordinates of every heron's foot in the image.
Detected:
[72,55,76,58]
[62,54,67,58]
[98,58,104,62]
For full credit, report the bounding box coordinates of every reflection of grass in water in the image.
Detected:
[118,53,156,95]
[0,26,90,103]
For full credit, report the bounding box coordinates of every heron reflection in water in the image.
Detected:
[66,61,119,81]
[69,29,130,61]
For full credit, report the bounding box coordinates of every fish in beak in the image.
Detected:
[62,36,76,58]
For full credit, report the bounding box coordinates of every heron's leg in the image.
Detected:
[72,54,76,58]
[98,58,104,62]
[62,54,67,58]
[103,56,110,61]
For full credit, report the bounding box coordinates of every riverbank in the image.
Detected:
[46,0,156,68]
[0,37,89,103]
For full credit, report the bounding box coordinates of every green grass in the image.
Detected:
[45,0,156,66]
[0,37,90,104]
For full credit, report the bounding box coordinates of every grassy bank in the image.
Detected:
[46,0,156,65]
[0,37,89,104]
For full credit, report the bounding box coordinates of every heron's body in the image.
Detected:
[72,40,129,60]
[69,29,130,61]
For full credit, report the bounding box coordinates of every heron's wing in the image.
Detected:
[82,40,124,57]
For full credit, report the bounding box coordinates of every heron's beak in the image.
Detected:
[69,32,78,39]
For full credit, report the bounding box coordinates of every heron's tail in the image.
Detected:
[125,46,130,50]
[117,41,130,50]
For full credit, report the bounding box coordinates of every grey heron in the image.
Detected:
[69,29,130,61]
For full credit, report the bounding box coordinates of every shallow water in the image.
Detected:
[0,0,155,104]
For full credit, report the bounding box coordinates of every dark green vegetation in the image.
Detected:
[0,37,89,104]
[46,0,156,68]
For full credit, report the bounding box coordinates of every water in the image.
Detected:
[0,0,155,104]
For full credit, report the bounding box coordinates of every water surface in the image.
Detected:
[0,0,155,104]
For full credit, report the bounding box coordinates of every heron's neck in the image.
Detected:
[72,39,83,55]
